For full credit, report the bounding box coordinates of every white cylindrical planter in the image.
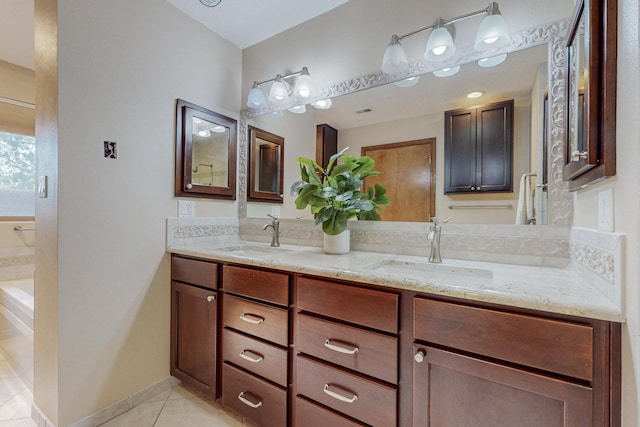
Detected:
[323,229,351,254]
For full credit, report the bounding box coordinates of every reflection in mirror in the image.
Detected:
[248,126,284,203]
[566,11,587,169]
[175,99,237,200]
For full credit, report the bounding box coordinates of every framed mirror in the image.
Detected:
[175,99,237,199]
[247,126,284,203]
[563,0,617,190]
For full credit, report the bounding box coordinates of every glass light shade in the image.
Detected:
[294,68,314,99]
[311,99,332,109]
[381,35,409,74]
[246,84,266,108]
[270,110,284,118]
[269,77,289,104]
[433,65,460,77]
[474,8,509,51]
[425,24,455,61]
[478,53,507,67]
[394,76,420,87]
[288,104,306,114]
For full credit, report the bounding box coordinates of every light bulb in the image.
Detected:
[478,53,507,67]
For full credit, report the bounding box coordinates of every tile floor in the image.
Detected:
[0,346,250,427]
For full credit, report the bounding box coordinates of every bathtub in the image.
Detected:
[0,277,34,390]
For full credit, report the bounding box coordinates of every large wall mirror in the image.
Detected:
[240,1,577,227]
[563,0,617,190]
[248,126,284,203]
[175,99,237,200]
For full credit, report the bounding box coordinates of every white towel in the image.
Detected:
[515,174,536,225]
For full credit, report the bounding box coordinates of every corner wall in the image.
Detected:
[35,0,242,424]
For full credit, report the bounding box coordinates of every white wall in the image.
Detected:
[572,0,639,424]
[35,0,242,424]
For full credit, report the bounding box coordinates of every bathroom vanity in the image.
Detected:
[169,243,621,427]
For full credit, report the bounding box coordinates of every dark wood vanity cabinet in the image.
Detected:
[170,255,620,426]
[316,123,338,169]
[220,265,291,427]
[444,99,514,193]
[170,256,218,397]
[412,297,620,427]
[295,277,399,427]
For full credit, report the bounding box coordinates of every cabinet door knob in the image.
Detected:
[323,384,358,403]
[206,295,215,302]
[324,339,359,355]
[186,183,193,189]
[470,186,476,190]
[238,391,263,409]
[414,349,426,363]
[239,349,264,363]
[239,313,265,324]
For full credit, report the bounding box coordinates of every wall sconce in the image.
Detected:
[247,67,327,111]
[381,1,509,75]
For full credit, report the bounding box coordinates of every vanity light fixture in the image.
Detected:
[247,67,316,109]
[199,0,221,7]
[394,76,421,87]
[288,104,307,114]
[311,99,332,109]
[381,2,510,74]
[433,65,461,77]
[478,53,507,67]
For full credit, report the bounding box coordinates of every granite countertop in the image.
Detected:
[167,240,624,322]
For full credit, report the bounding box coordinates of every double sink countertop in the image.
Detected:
[168,240,624,322]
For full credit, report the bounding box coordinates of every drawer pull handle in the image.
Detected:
[323,384,358,404]
[239,350,264,363]
[238,391,263,409]
[324,339,359,355]
[206,295,215,302]
[239,313,265,324]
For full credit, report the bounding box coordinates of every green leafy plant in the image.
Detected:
[290,148,390,235]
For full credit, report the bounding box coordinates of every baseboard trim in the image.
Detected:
[32,376,180,427]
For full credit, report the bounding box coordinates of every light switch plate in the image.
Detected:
[598,189,614,231]
[178,200,195,218]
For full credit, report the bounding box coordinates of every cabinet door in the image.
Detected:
[412,345,592,427]
[444,100,513,193]
[170,281,217,396]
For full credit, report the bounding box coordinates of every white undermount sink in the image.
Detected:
[368,259,493,283]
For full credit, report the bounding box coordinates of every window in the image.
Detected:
[0,131,35,217]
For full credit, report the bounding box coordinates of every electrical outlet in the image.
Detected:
[178,200,195,218]
[598,189,614,231]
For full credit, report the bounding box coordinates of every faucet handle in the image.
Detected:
[267,214,279,221]
[430,217,451,226]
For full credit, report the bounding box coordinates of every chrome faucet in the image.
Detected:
[262,215,280,247]
[428,217,451,263]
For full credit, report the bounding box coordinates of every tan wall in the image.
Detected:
[0,60,35,136]
[34,0,242,424]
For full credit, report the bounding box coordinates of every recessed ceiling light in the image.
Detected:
[199,0,222,6]
[467,91,484,99]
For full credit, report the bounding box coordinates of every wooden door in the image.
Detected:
[170,281,217,397]
[412,345,592,427]
[362,139,435,222]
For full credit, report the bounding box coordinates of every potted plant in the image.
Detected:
[290,147,390,254]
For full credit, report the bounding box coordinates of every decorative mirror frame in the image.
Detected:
[563,0,617,190]
[238,20,574,227]
[175,99,237,200]
[247,126,284,203]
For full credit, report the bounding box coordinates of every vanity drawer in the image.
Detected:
[297,277,399,334]
[223,328,288,387]
[414,297,594,381]
[223,265,289,306]
[295,396,367,427]
[223,295,289,347]
[296,355,397,427]
[297,313,398,384]
[171,256,217,291]
[222,363,287,427]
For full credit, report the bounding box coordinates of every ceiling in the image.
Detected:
[0,0,35,70]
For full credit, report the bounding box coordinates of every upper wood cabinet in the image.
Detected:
[563,0,617,190]
[316,123,338,169]
[444,100,514,194]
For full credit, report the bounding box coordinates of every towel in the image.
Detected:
[515,174,536,225]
